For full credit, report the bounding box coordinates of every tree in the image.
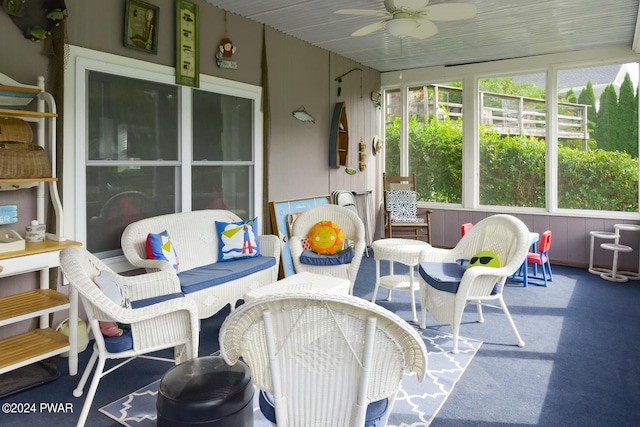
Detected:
[577,80,597,135]
[564,88,576,103]
[385,114,638,211]
[479,77,546,99]
[617,73,638,157]
[385,116,401,176]
[595,84,618,151]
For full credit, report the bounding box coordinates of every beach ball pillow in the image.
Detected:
[146,230,180,273]
[307,220,344,255]
[215,217,260,262]
[468,250,501,268]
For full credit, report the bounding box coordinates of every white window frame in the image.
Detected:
[381,47,640,220]
[63,46,263,269]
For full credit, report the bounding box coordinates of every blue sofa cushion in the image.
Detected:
[418,262,466,294]
[258,389,389,426]
[130,292,184,309]
[299,247,355,266]
[178,256,277,294]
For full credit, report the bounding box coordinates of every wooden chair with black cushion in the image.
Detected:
[383,173,432,244]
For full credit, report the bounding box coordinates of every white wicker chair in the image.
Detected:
[219,292,430,427]
[59,246,200,427]
[288,204,366,293]
[419,214,529,353]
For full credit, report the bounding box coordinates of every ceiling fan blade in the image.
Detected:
[411,18,439,39]
[389,0,430,12]
[335,9,389,17]
[352,20,387,36]
[422,3,477,21]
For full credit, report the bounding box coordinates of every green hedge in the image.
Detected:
[385,116,638,212]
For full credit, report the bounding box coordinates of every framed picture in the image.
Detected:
[176,0,199,87]
[124,0,159,54]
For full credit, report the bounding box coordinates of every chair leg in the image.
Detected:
[73,347,98,398]
[498,294,525,348]
[75,352,107,427]
[451,323,460,354]
[419,285,429,329]
[511,262,524,281]
[174,343,189,363]
[546,259,553,282]
[475,300,484,323]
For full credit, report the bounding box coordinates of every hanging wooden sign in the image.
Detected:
[176,0,199,87]
[216,37,238,69]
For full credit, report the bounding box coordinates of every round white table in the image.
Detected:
[600,242,633,282]
[243,271,350,303]
[371,238,431,322]
[613,223,640,280]
[588,231,618,275]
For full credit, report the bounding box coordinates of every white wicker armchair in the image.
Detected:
[288,204,366,293]
[418,214,529,353]
[59,246,199,427]
[219,292,430,427]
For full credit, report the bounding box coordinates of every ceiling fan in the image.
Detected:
[335,0,477,40]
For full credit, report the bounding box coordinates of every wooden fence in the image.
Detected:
[389,84,590,148]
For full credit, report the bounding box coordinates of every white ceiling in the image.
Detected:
[204,0,640,73]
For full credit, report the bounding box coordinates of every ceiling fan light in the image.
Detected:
[386,18,418,38]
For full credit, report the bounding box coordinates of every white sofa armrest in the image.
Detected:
[258,234,281,260]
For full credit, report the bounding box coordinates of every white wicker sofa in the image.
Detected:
[121,210,280,319]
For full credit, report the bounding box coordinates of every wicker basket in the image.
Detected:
[0,117,51,179]
[0,117,33,143]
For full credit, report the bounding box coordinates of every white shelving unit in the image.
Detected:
[0,73,79,376]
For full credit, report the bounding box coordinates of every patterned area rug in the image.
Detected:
[99,328,481,427]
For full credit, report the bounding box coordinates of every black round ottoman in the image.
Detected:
[157,356,254,427]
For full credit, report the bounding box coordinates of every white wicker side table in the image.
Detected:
[243,271,350,303]
[371,238,431,322]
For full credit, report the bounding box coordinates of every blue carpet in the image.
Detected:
[99,329,480,426]
[4,255,639,426]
